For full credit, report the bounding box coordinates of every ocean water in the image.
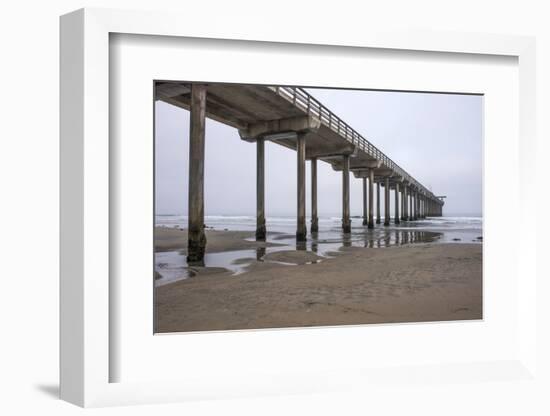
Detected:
[154,214,482,286]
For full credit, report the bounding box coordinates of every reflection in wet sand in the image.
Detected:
[155,226,443,286]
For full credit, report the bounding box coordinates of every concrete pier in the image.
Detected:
[187,84,207,264]
[384,177,390,226]
[155,82,445,255]
[376,182,381,224]
[362,177,368,226]
[310,157,319,233]
[296,133,307,241]
[394,182,400,224]
[256,138,266,240]
[368,169,374,229]
[342,155,351,233]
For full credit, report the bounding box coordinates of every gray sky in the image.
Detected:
[155,88,482,217]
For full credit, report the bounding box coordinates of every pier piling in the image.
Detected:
[256,138,266,240]
[296,133,307,242]
[311,157,319,233]
[368,169,374,229]
[395,182,400,224]
[342,155,351,233]
[384,177,390,226]
[187,84,207,264]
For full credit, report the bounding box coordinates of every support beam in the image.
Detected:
[401,187,405,221]
[296,133,307,241]
[362,177,368,226]
[425,198,428,217]
[368,169,374,229]
[187,84,207,264]
[342,155,351,233]
[422,196,426,218]
[376,182,381,224]
[403,186,408,221]
[307,145,356,160]
[395,182,400,224]
[384,177,390,226]
[239,115,321,141]
[408,188,412,220]
[410,191,415,220]
[425,199,428,217]
[422,196,429,218]
[410,191,415,221]
[256,138,266,240]
[310,157,318,233]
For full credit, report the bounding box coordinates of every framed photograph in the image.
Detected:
[60,8,537,407]
[153,81,480,334]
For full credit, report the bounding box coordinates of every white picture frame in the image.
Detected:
[60,7,538,408]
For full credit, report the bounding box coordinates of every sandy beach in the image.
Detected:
[154,226,284,253]
[154,227,482,333]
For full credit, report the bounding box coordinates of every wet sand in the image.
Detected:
[155,226,283,253]
[155,228,482,332]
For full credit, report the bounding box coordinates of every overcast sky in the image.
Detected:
[155,87,482,217]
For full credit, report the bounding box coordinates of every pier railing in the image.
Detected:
[269,86,437,200]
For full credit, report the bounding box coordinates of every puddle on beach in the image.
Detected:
[154,227,444,287]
